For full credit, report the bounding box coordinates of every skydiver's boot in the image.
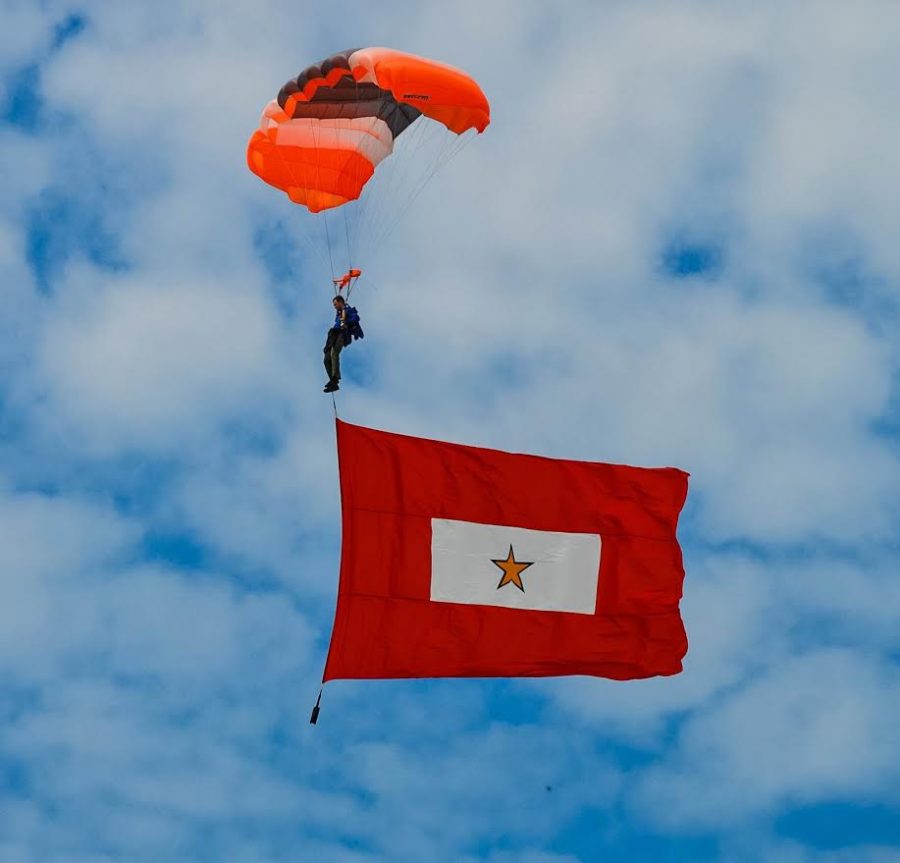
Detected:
[323,378,339,393]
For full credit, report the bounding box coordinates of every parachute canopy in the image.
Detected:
[247,48,490,213]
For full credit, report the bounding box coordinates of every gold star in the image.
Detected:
[491,544,533,593]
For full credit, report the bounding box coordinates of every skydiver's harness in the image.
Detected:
[332,305,364,345]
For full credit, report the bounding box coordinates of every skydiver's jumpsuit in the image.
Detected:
[324,309,347,383]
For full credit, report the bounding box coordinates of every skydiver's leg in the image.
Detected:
[323,332,340,391]
[330,340,344,381]
[324,331,338,379]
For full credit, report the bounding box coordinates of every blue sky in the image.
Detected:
[2,1,900,861]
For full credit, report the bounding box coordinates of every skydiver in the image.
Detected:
[323,295,364,393]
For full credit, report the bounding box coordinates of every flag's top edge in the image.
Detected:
[335,419,691,479]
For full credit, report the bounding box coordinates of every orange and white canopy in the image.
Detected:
[247,48,490,213]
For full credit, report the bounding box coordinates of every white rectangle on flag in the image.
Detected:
[430,518,601,615]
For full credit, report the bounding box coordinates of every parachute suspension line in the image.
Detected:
[346,111,382,267]
[365,120,475,255]
[340,71,361,275]
[323,208,336,283]
[354,109,411,262]
[369,114,434,250]
[375,125,474,253]
[335,93,356,276]
[346,75,372,273]
[343,203,354,285]
[305,96,337,287]
[267,143,331,273]
[353,117,404,263]
[328,69,370,278]
[267,101,333,283]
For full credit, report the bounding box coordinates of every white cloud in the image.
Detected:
[34,268,288,452]
[0,490,137,675]
[333,721,619,862]
[170,423,342,590]
[632,649,900,829]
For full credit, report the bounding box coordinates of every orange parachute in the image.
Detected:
[247,48,490,214]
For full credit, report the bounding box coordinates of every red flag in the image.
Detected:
[323,420,689,682]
